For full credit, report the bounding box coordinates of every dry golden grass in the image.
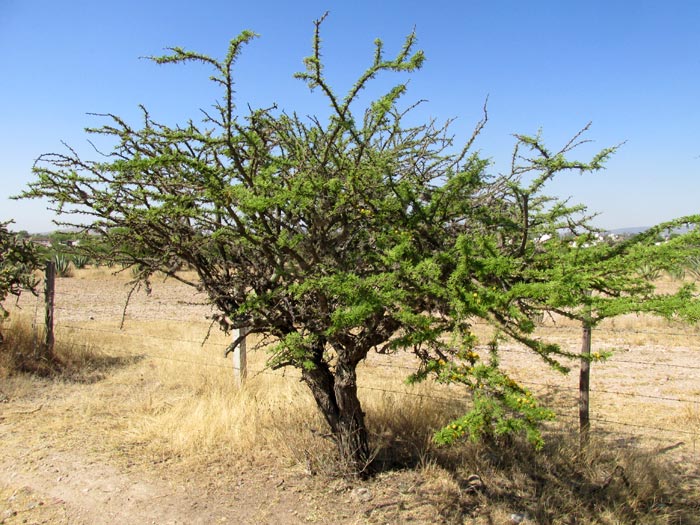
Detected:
[2,269,700,523]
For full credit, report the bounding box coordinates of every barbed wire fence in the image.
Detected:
[2,274,699,458]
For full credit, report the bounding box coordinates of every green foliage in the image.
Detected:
[18,15,700,464]
[410,338,555,448]
[52,254,72,278]
[505,219,700,328]
[0,221,40,320]
[72,255,89,269]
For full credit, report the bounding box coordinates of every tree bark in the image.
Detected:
[301,353,371,475]
[333,358,370,472]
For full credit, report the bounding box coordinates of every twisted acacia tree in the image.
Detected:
[23,17,631,471]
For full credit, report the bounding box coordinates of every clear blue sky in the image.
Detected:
[1,0,698,232]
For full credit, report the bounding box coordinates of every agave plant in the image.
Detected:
[686,256,700,280]
[72,255,89,269]
[636,262,661,282]
[53,254,72,278]
[668,256,700,281]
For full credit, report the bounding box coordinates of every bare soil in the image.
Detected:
[0,271,472,524]
[0,376,459,525]
[1,269,699,524]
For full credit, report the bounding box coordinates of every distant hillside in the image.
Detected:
[608,223,696,236]
[608,226,649,235]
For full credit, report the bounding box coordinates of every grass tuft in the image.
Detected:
[1,268,698,523]
[0,314,136,381]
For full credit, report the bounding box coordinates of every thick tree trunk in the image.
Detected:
[301,356,371,475]
[333,359,370,471]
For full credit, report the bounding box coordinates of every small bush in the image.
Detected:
[0,315,133,381]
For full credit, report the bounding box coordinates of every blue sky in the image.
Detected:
[1,0,698,232]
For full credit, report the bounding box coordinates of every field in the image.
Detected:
[1,268,699,524]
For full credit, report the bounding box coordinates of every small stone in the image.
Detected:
[351,487,373,502]
[465,474,485,493]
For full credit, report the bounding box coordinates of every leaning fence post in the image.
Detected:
[42,259,56,358]
[232,327,248,385]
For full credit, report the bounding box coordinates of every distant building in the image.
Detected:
[30,237,52,248]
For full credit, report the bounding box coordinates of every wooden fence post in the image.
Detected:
[232,327,248,385]
[43,260,56,358]
[579,290,593,448]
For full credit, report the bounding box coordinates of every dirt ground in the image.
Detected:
[1,269,699,524]
[0,397,472,525]
[0,271,475,524]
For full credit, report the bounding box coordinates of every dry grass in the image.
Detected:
[1,269,700,523]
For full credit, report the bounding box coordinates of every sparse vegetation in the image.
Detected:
[0,220,40,343]
[12,21,700,525]
[1,279,698,523]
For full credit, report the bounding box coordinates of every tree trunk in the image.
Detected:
[333,359,370,471]
[301,356,371,475]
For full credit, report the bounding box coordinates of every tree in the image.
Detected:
[429,171,700,447]
[22,16,624,471]
[0,220,40,341]
[532,221,700,445]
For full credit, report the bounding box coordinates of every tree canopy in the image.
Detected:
[21,16,700,471]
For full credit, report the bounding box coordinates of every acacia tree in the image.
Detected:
[425,153,700,448]
[521,219,700,445]
[22,17,620,471]
[0,220,40,342]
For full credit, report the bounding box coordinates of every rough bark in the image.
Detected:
[301,353,371,475]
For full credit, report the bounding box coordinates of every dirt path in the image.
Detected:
[2,448,226,524]
[0,442,316,525]
[3,270,699,524]
[0,395,325,525]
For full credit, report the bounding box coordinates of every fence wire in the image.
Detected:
[3,289,699,451]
